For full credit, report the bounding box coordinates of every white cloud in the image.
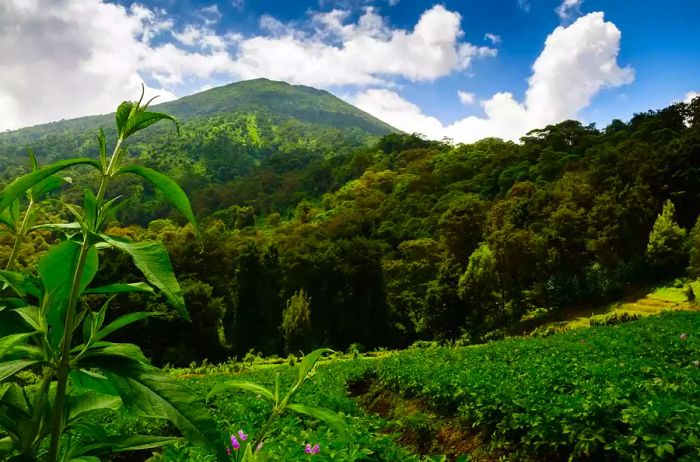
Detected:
[199,4,222,25]
[353,89,445,138]
[0,1,495,130]
[231,0,245,11]
[685,91,699,103]
[353,12,633,143]
[556,0,583,21]
[484,32,501,45]
[0,0,201,130]
[231,6,496,86]
[517,0,531,12]
[457,91,475,104]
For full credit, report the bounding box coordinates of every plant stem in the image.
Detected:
[251,410,279,452]
[6,198,34,271]
[46,139,122,462]
[46,236,91,462]
[27,368,53,454]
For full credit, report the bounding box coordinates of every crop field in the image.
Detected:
[99,311,700,461]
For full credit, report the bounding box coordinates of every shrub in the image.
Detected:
[589,311,642,326]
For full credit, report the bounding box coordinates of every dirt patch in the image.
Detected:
[347,375,498,461]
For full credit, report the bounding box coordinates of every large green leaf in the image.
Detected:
[286,403,346,434]
[80,354,226,461]
[67,434,179,460]
[206,381,275,404]
[13,307,43,332]
[70,369,119,397]
[79,342,151,366]
[117,166,198,235]
[0,333,34,360]
[93,312,159,342]
[38,240,99,347]
[30,175,67,201]
[0,158,100,214]
[115,101,135,138]
[67,391,122,423]
[98,235,188,320]
[121,111,178,140]
[0,271,41,298]
[0,360,42,383]
[297,348,332,384]
[84,282,154,295]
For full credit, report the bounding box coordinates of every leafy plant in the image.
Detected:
[207,349,345,461]
[0,90,226,462]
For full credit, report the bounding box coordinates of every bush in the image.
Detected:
[589,311,642,326]
[685,284,696,303]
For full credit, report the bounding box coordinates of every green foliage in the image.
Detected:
[458,243,504,334]
[2,83,700,370]
[207,349,345,460]
[0,96,226,462]
[589,311,642,326]
[646,200,687,274]
[372,311,700,460]
[281,289,312,354]
[687,215,700,278]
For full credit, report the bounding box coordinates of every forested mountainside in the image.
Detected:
[1,84,699,366]
[0,78,395,222]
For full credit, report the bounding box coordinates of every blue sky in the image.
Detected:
[1,0,698,141]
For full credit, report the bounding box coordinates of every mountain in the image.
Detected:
[156,78,396,134]
[0,79,400,219]
[0,78,396,178]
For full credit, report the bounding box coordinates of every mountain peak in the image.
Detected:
[154,79,395,135]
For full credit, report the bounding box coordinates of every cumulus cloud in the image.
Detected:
[353,89,445,138]
[0,1,494,130]
[685,91,699,103]
[556,0,583,21]
[231,6,496,86]
[457,91,475,104]
[354,12,633,143]
[484,33,501,45]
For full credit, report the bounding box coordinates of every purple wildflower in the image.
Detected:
[226,448,231,456]
[231,435,240,450]
[305,443,320,455]
[238,430,248,441]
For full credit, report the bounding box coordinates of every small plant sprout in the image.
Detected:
[208,349,345,461]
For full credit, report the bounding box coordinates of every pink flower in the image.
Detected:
[305,443,320,455]
[231,435,240,450]
[226,448,231,456]
[238,430,248,441]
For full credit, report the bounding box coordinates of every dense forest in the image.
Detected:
[1,80,699,366]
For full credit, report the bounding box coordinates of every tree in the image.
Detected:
[458,244,505,333]
[687,215,700,278]
[646,199,687,274]
[281,289,312,353]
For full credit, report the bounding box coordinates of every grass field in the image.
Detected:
[517,280,700,333]
[100,310,700,461]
